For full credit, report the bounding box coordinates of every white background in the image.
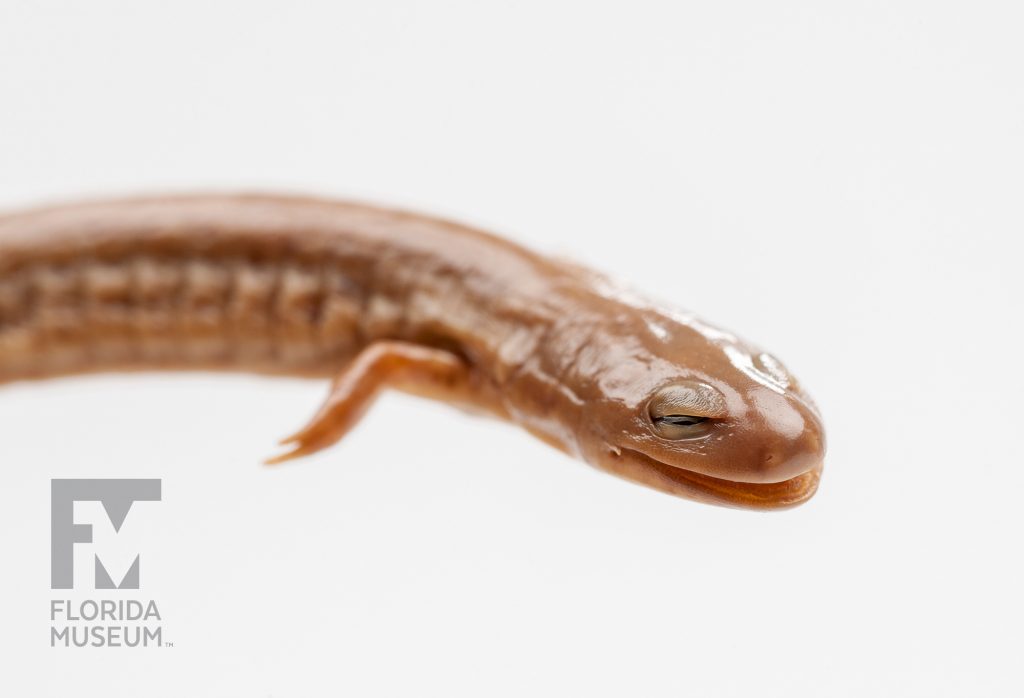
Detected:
[1,1,1022,696]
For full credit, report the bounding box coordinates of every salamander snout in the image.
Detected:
[744,387,825,484]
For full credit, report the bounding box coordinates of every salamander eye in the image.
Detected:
[650,413,710,439]
[647,383,725,440]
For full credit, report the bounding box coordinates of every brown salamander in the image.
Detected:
[0,194,824,509]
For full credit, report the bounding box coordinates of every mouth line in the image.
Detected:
[619,447,822,509]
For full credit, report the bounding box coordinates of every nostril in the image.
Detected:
[758,442,818,483]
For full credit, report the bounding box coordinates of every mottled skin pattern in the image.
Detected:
[0,194,824,509]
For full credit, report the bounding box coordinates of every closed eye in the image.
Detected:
[647,382,723,440]
[650,414,711,439]
[654,414,707,427]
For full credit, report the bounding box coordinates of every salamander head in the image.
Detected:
[570,291,825,509]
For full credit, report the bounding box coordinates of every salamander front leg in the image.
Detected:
[266,341,471,465]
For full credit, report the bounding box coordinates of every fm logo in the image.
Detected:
[51,479,162,590]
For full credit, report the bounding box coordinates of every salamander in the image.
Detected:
[0,194,824,508]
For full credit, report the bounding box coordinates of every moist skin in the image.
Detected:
[0,194,825,509]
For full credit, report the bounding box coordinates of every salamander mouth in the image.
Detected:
[615,448,822,509]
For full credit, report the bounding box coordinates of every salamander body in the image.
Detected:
[0,194,824,508]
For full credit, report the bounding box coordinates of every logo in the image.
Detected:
[51,479,162,590]
[49,479,169,648]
